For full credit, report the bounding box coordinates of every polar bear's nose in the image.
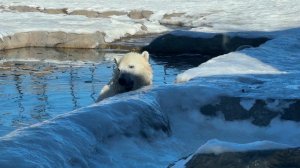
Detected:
[118,73,134,91]
[118,77,127,86]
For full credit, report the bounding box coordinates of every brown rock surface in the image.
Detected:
[128,10,153,19]
[0,31,106,50]
[8,6,40,12]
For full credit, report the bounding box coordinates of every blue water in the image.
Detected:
[0,48,195,136]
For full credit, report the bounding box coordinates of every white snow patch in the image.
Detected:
[171,155,193,168]
[0,12,168,43]
[240,98,256,111]
[196,139,293,155]
[176,52,284,83]
[265,99,295,112]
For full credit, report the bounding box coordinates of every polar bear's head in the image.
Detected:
[114,51,153,91]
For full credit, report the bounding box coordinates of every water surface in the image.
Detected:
[0,48,202,136]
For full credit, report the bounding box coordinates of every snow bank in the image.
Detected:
[1,81,300,167]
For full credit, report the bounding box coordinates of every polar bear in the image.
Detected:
[97,51,152,101]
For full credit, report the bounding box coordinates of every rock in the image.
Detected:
[0,32,30,50]
[144,30,269,56]
[160,12,185,26]
[106,33,160,52]
[151,53,212,70]
[281,100,300,121]
[8,6,40,12]
[0,67,11,71]
[55,32,105,48]
[0,47,107,63]
[163,13,185,20]
[0,31,106,50]
[185,147,300,168]
[98,11,127,17]
[42,8,68,14]
[69,10,100,18]
[200,97,300,126]
[127,10,154,20]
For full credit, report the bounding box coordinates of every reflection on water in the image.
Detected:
[0,48,197,136]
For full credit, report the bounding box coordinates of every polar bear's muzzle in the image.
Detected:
[118,73,134,91]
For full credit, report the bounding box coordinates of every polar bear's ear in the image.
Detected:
[114,57,120,65]
[141,51,149,61]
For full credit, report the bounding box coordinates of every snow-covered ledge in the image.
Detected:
[0,11,168,50]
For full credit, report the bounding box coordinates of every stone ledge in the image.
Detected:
[144,31,270,56]
[0,31,106,50]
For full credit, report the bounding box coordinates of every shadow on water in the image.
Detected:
[0,47,191,136]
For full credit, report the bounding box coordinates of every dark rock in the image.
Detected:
[200,97,300,126]
[281,100,300,121]
[185,147,300,168]
[144,30,270,56]
[151,54,212,70]
[250,100,278,126]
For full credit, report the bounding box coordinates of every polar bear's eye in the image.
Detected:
[129,65,135,69]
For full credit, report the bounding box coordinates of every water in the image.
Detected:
[0,47,203,136]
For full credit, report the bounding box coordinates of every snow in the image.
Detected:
[239,98,256,111]
[1,0,300,44]
[0,12,168,42]
[1,0,300,167]
[177,34,300,83]
[0,0,213,12]
[1,82,300,167]
[196,139,293,155]
[176,51,285,83]
[171,139,293,167]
